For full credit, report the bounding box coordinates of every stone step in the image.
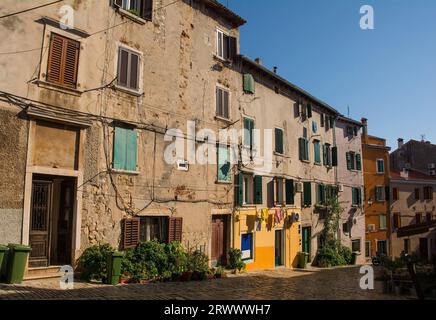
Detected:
[24,266,63,281]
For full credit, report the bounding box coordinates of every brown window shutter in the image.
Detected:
[47,34,64,84]
[47,33,79,88]
[63,38,80,87]
[118,48,129,87]
[168,217,183,243]
[123,218,140,249]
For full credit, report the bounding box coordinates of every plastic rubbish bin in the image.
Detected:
[298,252,309,269]
[0,245,9,282]
[6,244,31,284]
[106,251,123,285]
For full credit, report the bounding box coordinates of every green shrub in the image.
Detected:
[227,248,246,271]
[77,244,114,282]
[339,246,353,265]
[187,250,209,273]
[315,246,346,268]
[165,242,188,275]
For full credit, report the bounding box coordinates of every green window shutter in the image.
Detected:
[314,141,321,164]
[323,145,327,165]
[217,146,231,182]
[303,182,312,207]
[332,147,338,167]
[254,175,263,204]
[307,104,312,118]
[352,188,357,206]
[244,118,254,147]
[358,188,362,206]
[243,73,255,94]
[346,152,352,170]
[285,179,294,205]
[356,154,362,171]
[236,174,244,206]
[299,138,304,161]
[275,128,283,154]
[125,129,137,172]
[304,140,309,161]
[113,127,127,170]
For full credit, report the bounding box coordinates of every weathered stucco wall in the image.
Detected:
[0,106,28,244]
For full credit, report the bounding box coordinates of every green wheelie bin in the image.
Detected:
[0,245,9,282]
[6,244,32,284]
[106,251,123,285]
[298,252,309,269]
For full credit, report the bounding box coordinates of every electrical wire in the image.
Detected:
[0,0,65,20]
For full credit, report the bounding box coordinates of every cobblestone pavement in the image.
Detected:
[0,266,410,300]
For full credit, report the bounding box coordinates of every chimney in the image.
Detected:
[400,168,409,179]
[398,138,404,149]
[361,118,368,137]
[273,66,278,74]
[255,58,262,65]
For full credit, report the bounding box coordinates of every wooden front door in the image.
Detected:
[419,238,429,262]
[211,216,227,266]
[302,227,311,258]
[29,180,53,268]
[54,180,75,265]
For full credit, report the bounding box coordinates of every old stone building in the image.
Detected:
[335,116,365,264]
[389,169,436,261]
[0,0,368,274]
[0,0,245,269]
[390,139,436,176]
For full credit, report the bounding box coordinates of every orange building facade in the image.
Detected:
[361,119,391,259]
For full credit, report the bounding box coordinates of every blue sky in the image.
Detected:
[221,0,436,149]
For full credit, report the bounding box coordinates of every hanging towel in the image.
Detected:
[277,208,283,224]
[262,208,269,222]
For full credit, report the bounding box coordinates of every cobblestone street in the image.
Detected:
[0,266,410,300]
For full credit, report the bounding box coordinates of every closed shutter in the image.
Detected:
[299,138,304,161]
[254,176,263,205]
[123,218,140,249]
[168,217,183,243]
[275,128,283,154]
[285,179,294,205]
[356,154,362,171]
[346,152,352,170]
[141,0,153,21]
[236,174,243,206]
[314,141,321,164]
[303,182,312,207]
[323,145,327,165]
[126,129,137,172]
[47,34,79,88]
[357,188,362,206]
[320,114,325,127]
[243,74,255,94]
[244,118,254,147]
[113,127,127,170]
[332,147,338,167]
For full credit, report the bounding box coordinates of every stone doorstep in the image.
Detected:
[24,266,63,281]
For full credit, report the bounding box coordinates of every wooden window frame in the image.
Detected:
[376,159,385,174]
[117,46,141,92]
[216,86,230,120]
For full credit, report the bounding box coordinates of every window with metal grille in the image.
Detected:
[47,33,80,88]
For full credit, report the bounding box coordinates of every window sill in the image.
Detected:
[214,116,232,124]
[300,160,311,164]
[113,84,144,97]
[314,162,322,166]
[36,80,83,96]
[110,169,140,175]
[117,8,148,25]
[213,54,233,66]
[216,180,232,185]
[273,151,285,157]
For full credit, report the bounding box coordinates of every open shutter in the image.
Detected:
[229,36,237,60]
[168,217,183,243]
[141,0,153,21]
[356,154,362,171]
[285,179,294,205]
[275,128,283,154]
[113,127,127,170]
[323,145,327,166]
[125,129,137,172]
[299,138,304,161]
[303,182,312,207]
[47,34,64,84]
[254,176,263,205]
[307,104,312,118]
[243,74,255,94]
[123,218,140,249]
[320,114,325,127]
[346,152,352,170]
[236,174,243,206]
[332,147,338,167]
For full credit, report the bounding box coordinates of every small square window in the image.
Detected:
[376,159,385,173]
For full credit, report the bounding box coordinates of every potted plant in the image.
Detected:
[215,266,225,279]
